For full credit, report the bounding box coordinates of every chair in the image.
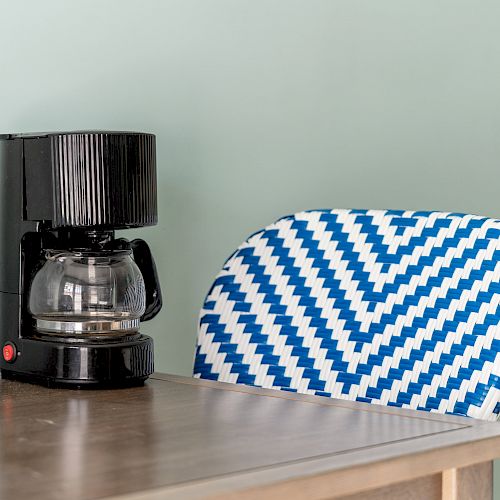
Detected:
[194,209,500,420]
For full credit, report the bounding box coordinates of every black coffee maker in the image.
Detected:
[0,131,162,387]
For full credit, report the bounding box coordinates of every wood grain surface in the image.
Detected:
[338,473,442,500]
[456,461,493,500]
[0,373,498,500]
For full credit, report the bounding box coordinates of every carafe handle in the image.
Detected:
[130,239,163,321]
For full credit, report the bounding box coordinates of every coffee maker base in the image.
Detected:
[0,370,150,389]
[0,334,154,389]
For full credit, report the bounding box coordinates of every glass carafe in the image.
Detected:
[29,249,146,337]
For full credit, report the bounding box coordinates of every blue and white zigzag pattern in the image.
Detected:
[194,209,500,420]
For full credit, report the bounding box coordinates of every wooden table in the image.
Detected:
[0,373,498,500]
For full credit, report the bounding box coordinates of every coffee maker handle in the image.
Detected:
[130,239,163,321]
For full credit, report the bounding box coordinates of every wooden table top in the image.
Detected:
[0,373,499,500]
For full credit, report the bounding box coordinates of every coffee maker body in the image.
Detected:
[0,131,162,387]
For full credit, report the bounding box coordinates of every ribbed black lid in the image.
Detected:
[23,131,158,229]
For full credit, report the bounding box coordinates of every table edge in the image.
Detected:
[151,373,478,426]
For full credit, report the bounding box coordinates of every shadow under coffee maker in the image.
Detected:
[0,131,162,387]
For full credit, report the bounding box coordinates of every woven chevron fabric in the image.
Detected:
[194,209,500,420]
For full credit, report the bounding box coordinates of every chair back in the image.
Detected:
[194,209,500,420]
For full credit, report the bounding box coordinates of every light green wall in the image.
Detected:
[1,0,499,494]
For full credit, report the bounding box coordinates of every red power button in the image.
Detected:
[3,343,16,363]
